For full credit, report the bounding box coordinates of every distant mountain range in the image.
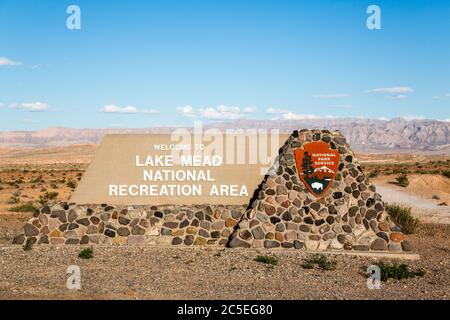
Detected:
[1,118,449,154]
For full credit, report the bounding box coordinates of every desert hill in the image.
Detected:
[0,118,449,153]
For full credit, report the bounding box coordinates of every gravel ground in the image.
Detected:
[0,222,448,300]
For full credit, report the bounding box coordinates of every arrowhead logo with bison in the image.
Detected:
[294,141,339,197]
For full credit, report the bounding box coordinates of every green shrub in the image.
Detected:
[301,261,314,269]
[30,175,43,183]
[301,254,336,271]
[7,196,20,205]
[386,204,420,234]
[23,239,33,251]
[395,174,409,187]
[78,247,94,259]
[376,261,425,281]
[368,170,379,178]
[38,191,59,205]
[67,179,77,189]
[9,203,38,213]
[442,170,450,179]
[254,254,278,266]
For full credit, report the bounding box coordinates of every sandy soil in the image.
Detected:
[357,153,450,164]
[0,165,84,214]
[372,175,450,224]
[0,145,95,165]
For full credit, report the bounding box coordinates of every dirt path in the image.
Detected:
[374,184,450,224]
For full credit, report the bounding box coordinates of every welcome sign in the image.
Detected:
[71,131,290,205]
[17,129,413,257]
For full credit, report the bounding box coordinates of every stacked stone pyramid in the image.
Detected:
[229,129,412,253]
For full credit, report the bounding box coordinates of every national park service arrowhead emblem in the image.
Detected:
[294,141,339,197]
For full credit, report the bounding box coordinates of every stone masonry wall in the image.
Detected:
[229,130,413,253]
[12,204,246,247]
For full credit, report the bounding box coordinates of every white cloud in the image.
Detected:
[242,106,257,113]
[101,105,137,113]
[177,105,196,117]
[401,115,426,121]
[266,108,334,120]
[10,102,50,112]
[0,57,21,66]
[390,94,407,100]
[177,105,256,119]
[366,87,414,94]
[200,107,229,119]
[100,104,158,114]
[200,106,242,120]
[314,93,350,99]
[366,87,414,99]
[216,105,240,113]
[433,93,450,99]
[266,107,290,114]
[202,105,256,119]
[281,112,323,120]
[267,106,349,119]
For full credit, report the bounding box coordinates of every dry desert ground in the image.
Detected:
[0,145,449,300]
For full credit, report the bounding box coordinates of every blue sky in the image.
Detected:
[0,0,449,131]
